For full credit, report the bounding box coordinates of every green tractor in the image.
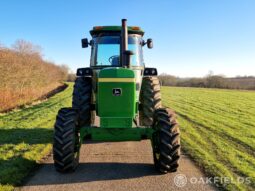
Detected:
[53,19,180,173]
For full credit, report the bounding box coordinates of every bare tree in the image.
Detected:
[12,39,43,57]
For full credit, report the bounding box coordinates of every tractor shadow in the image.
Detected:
[25,162,161,186]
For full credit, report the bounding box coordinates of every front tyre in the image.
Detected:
[53,108,80,173]
[152,108,181,173]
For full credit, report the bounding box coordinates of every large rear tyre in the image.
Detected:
[72,77,93,126]
[152,108,181,173]
[53,108,80,173]
[139,76,162,126]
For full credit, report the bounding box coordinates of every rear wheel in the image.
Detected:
[152,108,181,173]
[53,108,80,172]
[72,77,93,126]
[139,76,162,126]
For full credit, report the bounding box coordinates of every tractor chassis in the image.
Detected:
[80,126,155,142]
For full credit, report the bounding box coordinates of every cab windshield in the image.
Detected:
[91,35,143,67]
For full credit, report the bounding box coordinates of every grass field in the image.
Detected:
[0,83,72,191]
[0,84,254,190]
[162,87,255,191]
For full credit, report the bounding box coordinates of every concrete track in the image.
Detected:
[20,140,216,191]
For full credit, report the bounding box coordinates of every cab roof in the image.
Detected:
[90,26,144,36]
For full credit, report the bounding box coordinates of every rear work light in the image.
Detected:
[143,68,158,76]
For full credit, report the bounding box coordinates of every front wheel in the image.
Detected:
[53,108,80,173]
[152,108,181,173]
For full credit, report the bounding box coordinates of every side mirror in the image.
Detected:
[81,38,89,48]
[147,38,153,49]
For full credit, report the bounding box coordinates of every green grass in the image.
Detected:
[0,84,254,191]
[0,83,72,191]
[162,87,255,191]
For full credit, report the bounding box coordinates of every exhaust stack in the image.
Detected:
[121,19,128,67]
[121,19,133,68]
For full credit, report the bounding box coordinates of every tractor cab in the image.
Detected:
[82,25,153,69]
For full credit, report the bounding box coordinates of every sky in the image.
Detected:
[0,0,254,77]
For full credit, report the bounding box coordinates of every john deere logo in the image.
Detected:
[113,88,122,96]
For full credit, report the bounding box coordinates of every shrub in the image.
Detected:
[0,40,69,111]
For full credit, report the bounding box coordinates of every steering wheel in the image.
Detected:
[108,55,119,65]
